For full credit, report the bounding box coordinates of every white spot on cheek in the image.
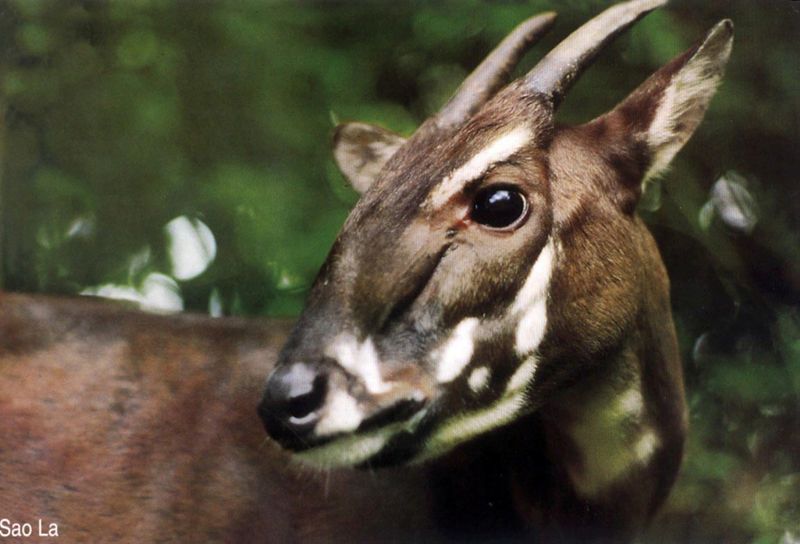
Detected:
[327,334,390,394]
[467,366,491,393]
[315,390,364,437]
[428,126,531,208]
[513,238,555,356]
[436,317,480,383]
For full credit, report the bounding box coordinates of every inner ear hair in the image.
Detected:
[608,19,734,183]
[332,122,407,194]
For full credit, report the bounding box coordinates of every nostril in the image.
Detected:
[286,373,327,422]
[260,362,328,446]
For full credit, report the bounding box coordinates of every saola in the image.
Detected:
[0,0,732,542]
[259,0,732,539]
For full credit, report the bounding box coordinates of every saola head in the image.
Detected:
[258,0,732,467]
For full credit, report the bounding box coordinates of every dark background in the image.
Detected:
[0,1,798,541]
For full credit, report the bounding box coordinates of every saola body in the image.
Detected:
[0,1,732,542]
[0,294,437,542]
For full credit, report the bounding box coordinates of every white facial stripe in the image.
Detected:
[419,354,538,461]
[468,366,491,393]
[326,334,390,394]
[505,356,538,394]
[511,238,555,313]
[436,317,480,383]
[296,423,401,468]
[515,303,548,358]
[513,238,555,356]
[416,387,528,462]
[416,241,555,459]
[428,126,531,208]
[315,390,364,437]
[301,407,430,468]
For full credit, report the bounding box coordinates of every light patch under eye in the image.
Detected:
[435,317,480,383]
[512,237,555,356]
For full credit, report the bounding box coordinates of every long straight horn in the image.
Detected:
[436,12,557,130]
[524,0,666,108]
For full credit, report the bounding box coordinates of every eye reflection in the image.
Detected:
[471,185,528,229]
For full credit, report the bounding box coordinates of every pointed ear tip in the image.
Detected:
[700,19,734,54]
[707,19,734,41]
[715,19,735,38]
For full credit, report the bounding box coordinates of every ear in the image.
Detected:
[608,19,734,183]
[332,122,407,194]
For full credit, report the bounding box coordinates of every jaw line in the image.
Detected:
[293,407,430,468]
[412,358,538,464]
[412,389,528,464]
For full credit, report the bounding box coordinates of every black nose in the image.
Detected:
[258,362,328,449]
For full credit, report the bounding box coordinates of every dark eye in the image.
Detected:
[471,185,528,229]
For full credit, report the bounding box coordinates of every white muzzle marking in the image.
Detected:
[315,390,364,437]
[326,334,391,394]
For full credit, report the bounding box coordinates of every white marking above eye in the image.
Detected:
[435,317,480,383]
[427,126,531,208]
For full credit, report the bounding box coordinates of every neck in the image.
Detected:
[543,343,655,497]
[427,325,685,541]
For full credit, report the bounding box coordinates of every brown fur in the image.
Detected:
[0,293,437,543]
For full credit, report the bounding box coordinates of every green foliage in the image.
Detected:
[1,1,798,542]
